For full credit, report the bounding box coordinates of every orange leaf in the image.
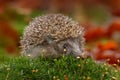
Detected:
[107,21,120,37]
[98,40,118,51]
[85,27,105,42]
[0,20,19,42]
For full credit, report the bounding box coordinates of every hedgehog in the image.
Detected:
[20,13,85,58]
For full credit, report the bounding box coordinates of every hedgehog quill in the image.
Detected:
[20,14,85,58]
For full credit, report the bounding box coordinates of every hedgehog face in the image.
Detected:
[57,37,84,57]
[27,37,84,58]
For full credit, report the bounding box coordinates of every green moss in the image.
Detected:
[0,55,120,80]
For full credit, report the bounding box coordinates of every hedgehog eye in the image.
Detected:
[63,43,68,53]
[63,43,70,49]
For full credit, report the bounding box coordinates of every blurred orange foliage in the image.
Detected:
[0,20,19,53]
[85,27,105,42]
[107,20,120,37]
[98,40,118,51]
[0,21,18,41]
[85,21,120,65]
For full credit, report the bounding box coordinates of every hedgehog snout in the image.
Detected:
[71,49,84,57]
[56,37,84,57]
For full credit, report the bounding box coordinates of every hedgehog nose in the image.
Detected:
[73,50,86,58]
[78,52,88,59]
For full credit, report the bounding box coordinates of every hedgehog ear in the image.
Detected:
[45,35,56,44]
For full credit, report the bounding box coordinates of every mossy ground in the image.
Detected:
[0,55,120,80]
